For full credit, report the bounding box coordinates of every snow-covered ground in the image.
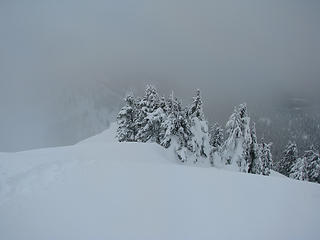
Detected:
[1,124,320,240]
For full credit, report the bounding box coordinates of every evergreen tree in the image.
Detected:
[135,85,163,143]
[141,84,160,111]
[209,123,224,150]
[159,96,167,113]
[222,103,251,172]
[188,89,205,120]
[116,94,138,142]
[157,92,193,164]
[304,146,320,183]
[238,103,252,170]
[290,157,308,181]
[209,122,224,166]
[144,107,166,144]
[289,146,320,183]
[160,92,183,148]
[260,140,273,176]
[248,122,262,174]
[175,109,193,163]
[186,90,210,165]
[278,141,298,176]
[223,107,241,165]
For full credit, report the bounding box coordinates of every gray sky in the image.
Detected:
[1,0,320,151]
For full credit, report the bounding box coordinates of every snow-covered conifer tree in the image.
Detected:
[209,123,224,151]
[223,107,240,164]
[278,141,298,176]
[238,103,252,169]
[248,122,262,174]
[175,109,193,163]
[289,146,320,183]
[116,94,138,142]
[209,122,224,166]
[186,90,210,165]
[135,85,164,143]
[159,96,167,112]
[141,84,160,112]
[158,92,193,163]
[260,140,273,176]
[222,103,251,172]
[188,89,205,120]
[290,157,308,181]
[304,146,320,183]
[160,92,182,148]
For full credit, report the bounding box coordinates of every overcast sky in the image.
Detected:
[1,0,320,150]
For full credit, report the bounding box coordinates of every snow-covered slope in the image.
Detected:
[1,125,320,240]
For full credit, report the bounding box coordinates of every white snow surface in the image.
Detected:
[1,123,320,240]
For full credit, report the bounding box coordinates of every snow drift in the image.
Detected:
[0,124,320,240]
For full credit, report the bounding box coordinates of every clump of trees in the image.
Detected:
[117,86,210,165]
[219,103,272,174]
[116,85,273,176]
[277,142,320,184]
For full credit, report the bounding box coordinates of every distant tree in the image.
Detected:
[116,94,138,142]
[278,141,298,176]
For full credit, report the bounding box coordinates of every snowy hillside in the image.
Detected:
[1,124,320,240]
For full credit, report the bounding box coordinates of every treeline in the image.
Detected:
[277,142,320,184]
[256,109,320,167]
[116,85,272,176]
